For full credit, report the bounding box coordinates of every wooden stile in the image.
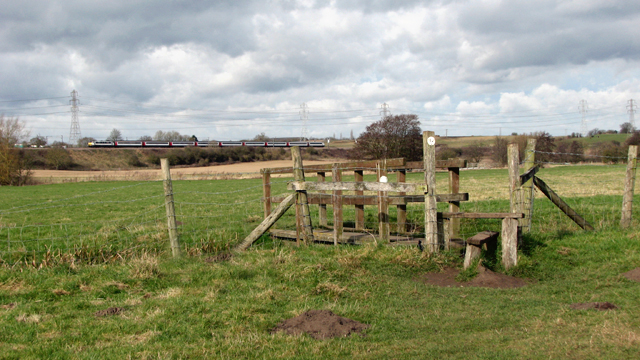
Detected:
[292,147,314,244]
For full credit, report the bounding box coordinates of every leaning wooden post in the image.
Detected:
[448,166,460,240]
[621,145,638,228]
[424,131,438,252]
[522,139,537,232]
[354,169,365,230]
[291,147,314,244]
[236,193,296,251]
[397,168,407,234]
[377,160,389,243]
[161,158,181,258]
[261,169,272,219]
[317,171,328,226]
[332,164,343,245]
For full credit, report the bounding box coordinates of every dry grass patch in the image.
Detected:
[129,253,160,279]
[157,287,182,299]
[15,313,41,323]
[0,279,31,293]
[313,282,347,300]
[52,289,71,296]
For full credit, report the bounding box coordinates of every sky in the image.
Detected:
[1,0,639,143]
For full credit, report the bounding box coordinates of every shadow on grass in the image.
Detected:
[519,233,547,256]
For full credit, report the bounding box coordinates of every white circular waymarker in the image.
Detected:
[427,136,436,146]
[379,176,388,183]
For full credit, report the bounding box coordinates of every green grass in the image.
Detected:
[2,228,640,359]
[1,164,640,358]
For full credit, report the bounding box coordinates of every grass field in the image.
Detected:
[1,164,640,358]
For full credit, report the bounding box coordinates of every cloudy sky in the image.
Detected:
[1,0,639,143]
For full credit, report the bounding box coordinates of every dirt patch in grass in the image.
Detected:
[417,266,528,289]
[570,302,617,310]
[205,253,232,263]
[622,267,640,282]
[95,307,125,317]
[271,310,369,340]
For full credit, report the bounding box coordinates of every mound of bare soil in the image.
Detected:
[418,266,527,289]
[570,302,617,311]
[94,307,125,317]
[271,310,369,340]
[622,267,640,282]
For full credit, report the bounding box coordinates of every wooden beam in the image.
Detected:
[424,131,438,252]
[521,139,537,233]
[533,176,594,231]
[519,165,539,186]
[236,193,296,251]
[292,147,314,244]
[397,169,407,234]
[621,145,638,228]
[317,171,327,226]
[271,193,469,206]
[354,169,364,230]
[378,160,389,242]
[448,166,460,239]
[262,169,271,218]
[406,159,467,170]
[501,218,518,270]
[440,212,524,219]
[287,181,423,193]
[332,164,343,245]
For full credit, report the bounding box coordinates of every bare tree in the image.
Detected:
[0,115,31,185]
[353,114,422,161]
[620,122,635,134]
[107,128,123,141]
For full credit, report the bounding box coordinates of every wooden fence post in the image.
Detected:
[291,147,314,244]
[332,164,343,245]
[262,169,271,219]
[621,145,638,228]
[502,217,518,270]
[508,143,521,216]
[397,168,407,234]
[522,139,537,232]
[448,167,460,240]
[378,160,389,243]
[317,171,328,227]
[354,169,365,230]
[424,131,438,252]
[161,158,181,258]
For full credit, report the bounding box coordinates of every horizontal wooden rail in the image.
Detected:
[405,159,467,170]
[271,193,469,205]
[265,158,406,174]
[440,212,524,219]
[287,181,424,193]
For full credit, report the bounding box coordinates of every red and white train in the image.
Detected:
[88,140,325,148]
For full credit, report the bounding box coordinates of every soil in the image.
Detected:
[622,267,640,282]
[205,253,232,263]
[417,266,528,289]
[271,310,370,340]
[94,307,125,317]
[570,302,617,310]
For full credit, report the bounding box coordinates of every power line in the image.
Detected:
[299,102,309,141]
[628,99,637,130]
[380,102,390,119]
[579,99,588,137]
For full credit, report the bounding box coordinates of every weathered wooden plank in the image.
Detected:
[533,176,594,231]
[317,171,327,226]
[466,231,499,246]
[397,169,407,234]
[424,131,438,252]
[287,181,423,193]
[292,147,314,244]
[236,193,296,251]
[378,160,389,242]
[508,143,520,215]
[161,159,181,258]
[448,166,460,239]
[262,170,271,218]
[332,164,343,245]
[354,169,365,230]
[463,243,482,269]
[440,212,524,219]
[519,164,539,186]
[501,218,518,270]
[521,139,537,232]
[621,145,638,228]
[271,193,469,206]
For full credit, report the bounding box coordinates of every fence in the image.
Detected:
[1,136,638,268]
